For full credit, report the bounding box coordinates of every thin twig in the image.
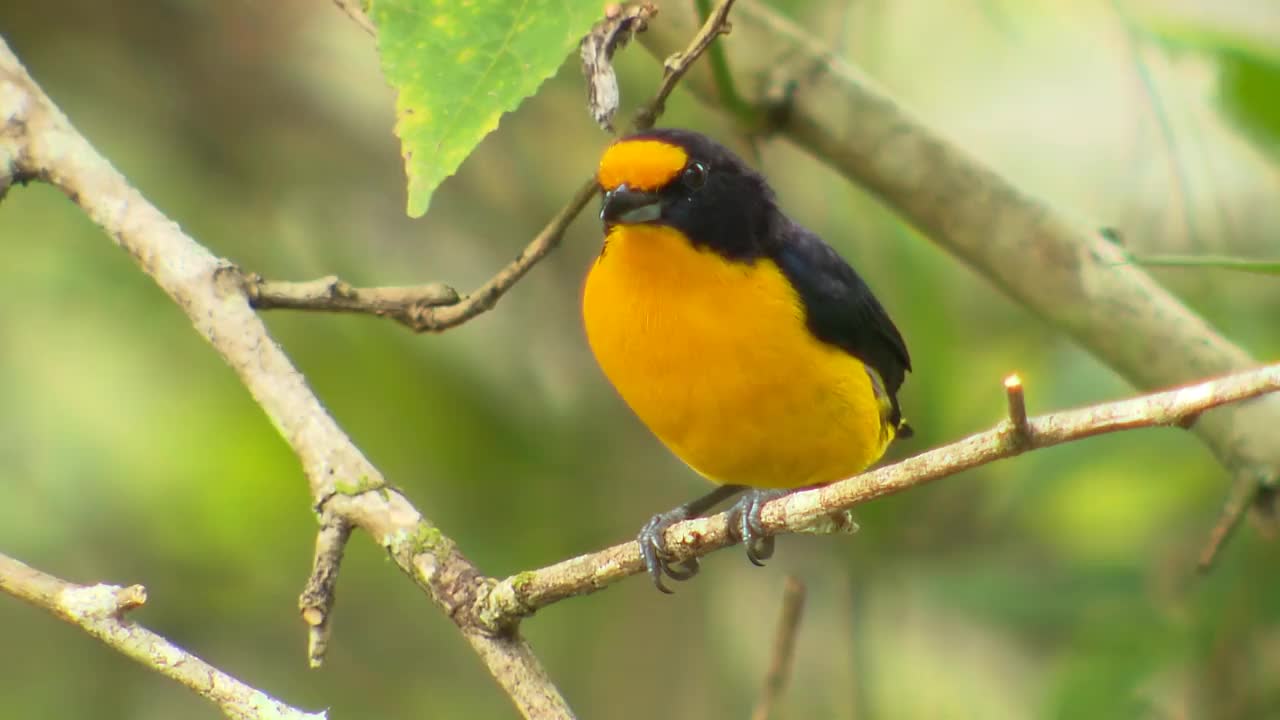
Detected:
[632,0,737,130]
[581,2,660,131]
[476,365,1280,629]
[751,576,807,720]
[299,512,353,668]
[0,552,324,720]
[0,4,741,714]
[247,275,459,317]
[1004,373,1030,447]
[331,0,376,36]
[1131,254,1280,276]
[244,169,596,336]
[253,0,739,333]
[410,0,738,330]
[408,179,598,331]
[0,39,575,720]
[632,0,1280,572]
[1198,474,1263,571]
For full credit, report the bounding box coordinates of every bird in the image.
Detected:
[582,128,912,592]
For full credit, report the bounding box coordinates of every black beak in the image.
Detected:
[600,184,662,226]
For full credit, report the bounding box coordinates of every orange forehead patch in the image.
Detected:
[598,140,689,191]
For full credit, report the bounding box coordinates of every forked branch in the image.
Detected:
[251,0,739,334]
[0,552,323,720]
[0,3,742,714]
[475,365,1280,630]
[632,0,1280,575]
[751,576,807,720]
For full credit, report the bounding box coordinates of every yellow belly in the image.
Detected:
[582,225,890,489]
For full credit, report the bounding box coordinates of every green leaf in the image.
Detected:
[369,0,601,217]
[1132,254,1280,276]
[1128,5,1280,153]
[1217,50,1280,153]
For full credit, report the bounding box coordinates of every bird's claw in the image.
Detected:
[726,489,788,567]
[636,485,751,593]
[638,511,701,594]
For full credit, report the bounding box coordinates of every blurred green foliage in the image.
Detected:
[1218,51,1280,155]
[1134,0,1280,157]
[1,1,1278,719]
[1133,255,1280,276]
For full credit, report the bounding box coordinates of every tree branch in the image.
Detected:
[0,37,574,720]
[1198,475,1266,571]
[298,512,352,668]
[0,552,324,720]
[252,0,738,333]
[750,576,807,720]
[247,274,459,317]
[330,0,376,36]
[1003,373,1030,447]
[3,10,1277,713]
[404,178,599,331]
[0,2,739,715]
[633,0,1280,556]
[630,0,737,130]
[476,364,1280,628]
[244,177,595,333]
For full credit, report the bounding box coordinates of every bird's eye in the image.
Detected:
[682,162,707,190]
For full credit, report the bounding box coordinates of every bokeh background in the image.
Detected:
[2,0,1279,718]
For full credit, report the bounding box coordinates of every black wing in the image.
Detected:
[771,221,911,424]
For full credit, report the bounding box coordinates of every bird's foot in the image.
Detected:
[638,485,747,593]
[638,509,702,594]
[725,489,790,566]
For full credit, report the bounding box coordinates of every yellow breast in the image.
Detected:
[582,225,891,489]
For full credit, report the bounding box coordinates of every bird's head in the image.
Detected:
[596,129,777,260]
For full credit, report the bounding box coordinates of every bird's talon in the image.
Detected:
[727,489,788,567]
[638,519,676,593]
[746,535,775,565]
[588,131,912,593]
[638,509,699,592]
[664,557,700,580]
[635,486,748,593]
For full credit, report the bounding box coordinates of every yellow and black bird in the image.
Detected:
[583,129,912,592]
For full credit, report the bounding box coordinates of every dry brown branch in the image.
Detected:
[1004,373,1030,447]
[582,2,660,131]
[0,38,573,720]
[475,365,1280,628]
[299,512,352,668]
[331,0,375,36]
[252,0,738,333]
[15,2,1271,715]
[630,0,737,130]
[247,275,458,316]
[407,179,600,331]
[751,576,807,720]
[633,0,1280,562]
[248,179,595,332]
[0,3,740,716]
[1198,477,1265,571]
[0,552,323,720]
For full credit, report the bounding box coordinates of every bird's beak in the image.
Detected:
[600,184,662,225]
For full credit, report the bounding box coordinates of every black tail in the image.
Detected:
[895,419,914,440]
